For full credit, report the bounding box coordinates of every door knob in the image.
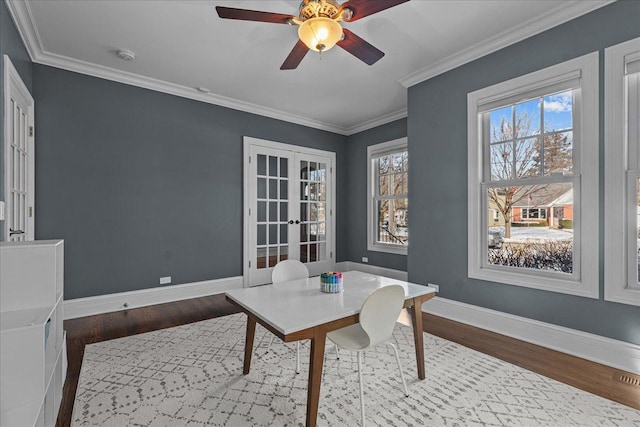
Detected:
[288,220,294,224]
[295,220,301,224]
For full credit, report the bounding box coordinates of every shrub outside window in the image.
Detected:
[367,138,408,255]
[468,53,599,298]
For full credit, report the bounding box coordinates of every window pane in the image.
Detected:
[280,158,288,178]
[515,137,541,178]
[269,224,278,245]
[489,106,513,143]
[379,175,389,196]
[543,131,573,176]
[378,156,389,175]
[514,99,540,138]
[280,180,288,200]
[486,183,574,273]
[377,199,408,245]
[544,91,573,132]
[490,142,514,180]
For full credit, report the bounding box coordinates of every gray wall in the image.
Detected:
[344,118,407,271]
[33,65,347,299]
[408,0,640,345]
[0,0,33,241]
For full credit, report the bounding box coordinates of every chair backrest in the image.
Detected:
[272,260,309,283]
[359,285,405,348]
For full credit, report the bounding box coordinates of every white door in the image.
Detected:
[3,55,35,242]
[244,137,335,286]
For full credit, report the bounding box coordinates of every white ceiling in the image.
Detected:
[8,0,610,134]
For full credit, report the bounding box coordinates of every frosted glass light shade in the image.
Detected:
[298,17,343,52]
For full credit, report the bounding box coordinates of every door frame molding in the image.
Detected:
[243,136,337,287]
[3,55,35,241]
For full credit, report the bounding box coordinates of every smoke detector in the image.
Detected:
[117,49,135,61]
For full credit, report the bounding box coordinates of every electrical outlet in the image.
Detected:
[160,276,172,285]
[427,283,439,293]
[362,257,369,263]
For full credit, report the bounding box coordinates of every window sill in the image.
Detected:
[367,243,408,255]
[469,265,598,299]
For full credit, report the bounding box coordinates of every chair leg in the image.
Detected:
[296,341,300,374]
[357,352,366,426]
[335,344,340,359]
[387,342,409,397]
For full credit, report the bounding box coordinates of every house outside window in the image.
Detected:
[367,138,408,255]
[605,37,640,306]
[468,53,599,298]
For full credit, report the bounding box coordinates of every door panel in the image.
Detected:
[245,139,334,286]
[4,56,34,242]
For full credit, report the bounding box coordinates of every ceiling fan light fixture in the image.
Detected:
[298,17,342,52]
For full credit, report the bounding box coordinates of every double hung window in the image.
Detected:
[367,138,408,255]
[468,53,599,297]
[604,37,640,306]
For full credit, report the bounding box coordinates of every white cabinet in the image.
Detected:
[1,240,66,426]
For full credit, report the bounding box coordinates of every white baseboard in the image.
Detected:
[337,261,408,281]
[422,296,640,375]
[64,276,243,319]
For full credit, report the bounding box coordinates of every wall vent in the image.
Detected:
[613,371,640,387]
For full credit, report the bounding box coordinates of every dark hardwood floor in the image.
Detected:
[58,295,639,426]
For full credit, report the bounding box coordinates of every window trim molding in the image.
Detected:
[367,137,408,255]
[467,52,599,298]
[604,37,640,306]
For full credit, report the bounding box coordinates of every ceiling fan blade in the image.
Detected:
[281,40,309,70]
[340,0,409,22]
[337,29,384,65]
[215,6,294,24]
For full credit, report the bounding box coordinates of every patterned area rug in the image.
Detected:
[73,313,640,426]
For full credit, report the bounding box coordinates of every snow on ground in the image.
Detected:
[496,226,573,242]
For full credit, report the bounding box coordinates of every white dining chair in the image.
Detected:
[267,259,309,374]
[327,285,409,426]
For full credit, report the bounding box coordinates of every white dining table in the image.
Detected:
[225,270,436,427]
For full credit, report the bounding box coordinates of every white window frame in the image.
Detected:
[604,37,640,306]
[367,137,408,255]
[468,52,599,298]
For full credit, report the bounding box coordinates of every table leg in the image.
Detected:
[409,298,426,380]
[243,315,256,375]
[306,327,327,427]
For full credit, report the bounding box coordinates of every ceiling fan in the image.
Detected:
[216,0,409,70]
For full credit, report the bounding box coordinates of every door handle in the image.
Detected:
[295,220,301,224]
[9,228,24,236]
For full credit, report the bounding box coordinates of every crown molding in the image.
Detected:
[343,107,407,136]
[4,0,360,135]
[397,0,614,88]
[4,0,42,62]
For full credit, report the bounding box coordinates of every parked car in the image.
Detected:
[488,229,504,249]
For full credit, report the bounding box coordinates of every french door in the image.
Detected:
[244,137,335,286]
[3,55,35,242]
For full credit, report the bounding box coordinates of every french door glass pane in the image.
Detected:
[299,158,328,265]
[257,152,289,270]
